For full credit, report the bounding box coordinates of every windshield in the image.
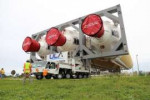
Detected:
[46,62,56,69]
[32,61,47,68]
[50,63,56,69]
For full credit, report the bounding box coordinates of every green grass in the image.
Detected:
[0,76,150,100]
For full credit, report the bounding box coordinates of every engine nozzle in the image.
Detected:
[45,28,66,46]
[22,37,40,52]
[81,14,104,38]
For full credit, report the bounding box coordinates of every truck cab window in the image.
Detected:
[46,62,51,69]
[50,62,56,69]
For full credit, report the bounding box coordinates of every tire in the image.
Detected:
[78,74,83,79]
[36,75,43,80]
[53,75,57,79]
[57,74,63,79]
[45,75,51,79]
[87,74,90,78]
[83,74,87,78]
[66,74,71,79]
[72,74,77,79]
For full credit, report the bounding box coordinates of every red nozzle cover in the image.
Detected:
[45,28,66,46]
[81,14,104,38]
[22,37,40,52]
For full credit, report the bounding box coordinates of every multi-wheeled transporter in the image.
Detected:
[22,4,133,80]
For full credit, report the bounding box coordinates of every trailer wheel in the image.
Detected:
[45,75,51,79]
[57,74,63,79]
[83,74,87,78]
[87,74,90,78]
[78,74,83,79]
[36,75,43,80]
[66,74,71,79]
[72,74,77,79]
[53,76,57,79]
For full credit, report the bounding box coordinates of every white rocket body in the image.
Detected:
[57,30,79,52]
[86,21,120,53]
[56,21,120,53]
[37,37,51,58]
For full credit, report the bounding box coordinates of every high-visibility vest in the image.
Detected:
[1,70,5,74]
[43,69,48,76]
[24,62,31,73]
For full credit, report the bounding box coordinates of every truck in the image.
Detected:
[32,52,99,79]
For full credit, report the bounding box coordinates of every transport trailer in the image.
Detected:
[32,60,92,80]
[32,51,95,80]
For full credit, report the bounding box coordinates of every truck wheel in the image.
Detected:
[72,74,77,79]
[87,74,90,78]
[66,74,71,79]
[36,75,43,80]
[45,75,51,79]
[53,76,57,79]
[83,74,87,78]
[78,74,83,79]
[57,74,63,79]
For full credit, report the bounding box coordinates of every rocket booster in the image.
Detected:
[45,14,120,53]
[22,14,120,56]
[22,36,50,58]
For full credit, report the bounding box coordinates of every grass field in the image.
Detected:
[0,76,150,100]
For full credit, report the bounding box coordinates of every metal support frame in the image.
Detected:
[30,4,129,68]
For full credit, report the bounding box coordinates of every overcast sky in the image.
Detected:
[0,0,150,74]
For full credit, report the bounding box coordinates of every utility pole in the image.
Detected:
[136,54,140,75]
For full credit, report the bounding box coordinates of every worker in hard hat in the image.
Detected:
[43,68,48,77]
[23,60,32,84]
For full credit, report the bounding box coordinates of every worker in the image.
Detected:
[0,69,2,79]
[23,60,32,84]
[0,68,5,79]
[43,69,48,77]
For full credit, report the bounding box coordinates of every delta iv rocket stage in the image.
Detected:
[22,4,133,73]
